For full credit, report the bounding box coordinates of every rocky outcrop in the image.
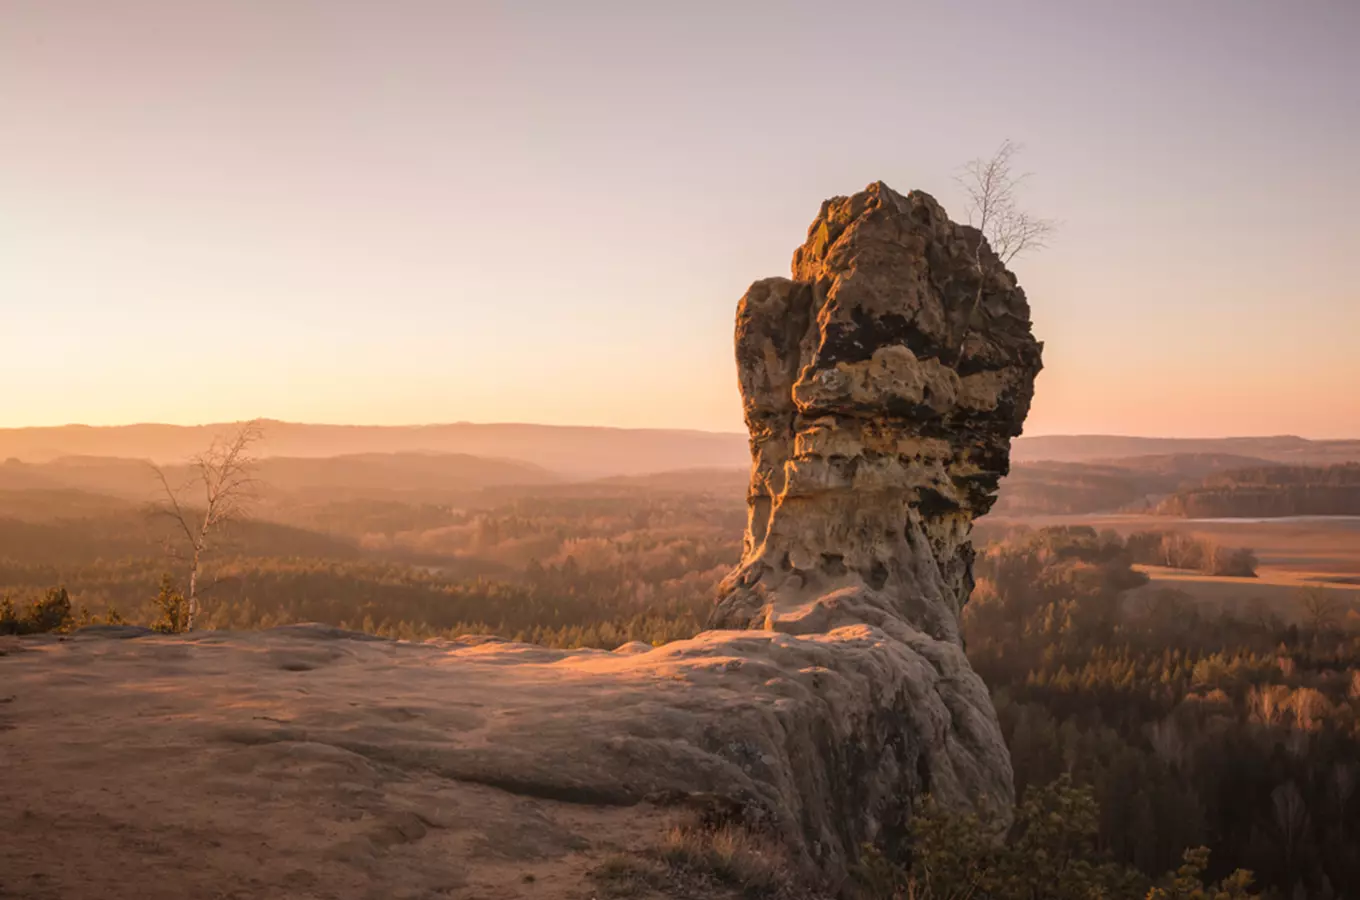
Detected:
[0,183,1041,899]
[714,181,1042,639]
[711,180,1043,843]
[0,626,1015,899]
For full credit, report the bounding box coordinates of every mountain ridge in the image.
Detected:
[2,422,1358,476]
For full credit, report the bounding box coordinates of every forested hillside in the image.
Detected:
[990,454,1283,515]
[5,453,1360,897]
[0,475,744,646]
[1011,436,1360,466]
[0,421,750,477]
[1158,464,1360,518]
[966,527,1360,898]
[7,496,1360,895]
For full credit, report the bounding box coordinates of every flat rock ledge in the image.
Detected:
[0,623,998,898]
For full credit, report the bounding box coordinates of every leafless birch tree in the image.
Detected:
[150,419,264,630]
[957,140,1057,302]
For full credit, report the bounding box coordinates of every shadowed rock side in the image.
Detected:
[712,181,1043,835]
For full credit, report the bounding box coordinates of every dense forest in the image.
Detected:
[990,454,1277,516]
[5,470,1360,897]
[0,480,743,646]
[966,527,1360,899]
[1157,464,1360,518]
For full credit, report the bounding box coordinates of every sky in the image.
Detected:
[2,1,1357,437]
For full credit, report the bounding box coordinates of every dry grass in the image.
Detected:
[659,822,794,896]
[589,819,802,899]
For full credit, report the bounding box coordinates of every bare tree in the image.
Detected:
[1299,586,1340,637]
[150,419,265,630]
[957,139,1057,302]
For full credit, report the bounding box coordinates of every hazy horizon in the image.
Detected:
[5,0,1358,437]
[4,416,1360,443]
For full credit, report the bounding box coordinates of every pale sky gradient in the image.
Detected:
[3,1,1357,437]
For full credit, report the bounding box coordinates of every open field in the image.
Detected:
[983,513,1360,622]
[984,513,1360,577]
[1127,565,1360,623]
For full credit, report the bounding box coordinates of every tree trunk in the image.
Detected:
[187,552,199,631]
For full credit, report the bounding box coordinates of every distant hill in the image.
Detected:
[0,488,136,522]
[6,423,1359,479]
[590,467,750,493]
[1156,463,1360,518]
[0,452,558,506]
[0,421,751,478]
[0,456,163,500]
[1011,435,1360,466]
[251,453,558,500]
[991,453,1279,516]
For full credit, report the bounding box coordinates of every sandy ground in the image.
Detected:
[0,627,705,900]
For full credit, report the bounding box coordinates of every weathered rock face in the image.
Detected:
[715,181,1042,639]
[711,180,1043,838]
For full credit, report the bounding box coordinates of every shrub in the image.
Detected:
[855,778,1258,900]
[660,822,790,895]
[151,574,190,634]
[24,587,74,634]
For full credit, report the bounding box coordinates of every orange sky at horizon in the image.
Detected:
[2,2,1357,439]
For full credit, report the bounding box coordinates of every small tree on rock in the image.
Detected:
[957,140,1057,308]
[151,419,264,631]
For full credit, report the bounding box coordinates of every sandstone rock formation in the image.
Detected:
[712,179,1043,839]
[0,183,1040,899]
[715,181,1042,639]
